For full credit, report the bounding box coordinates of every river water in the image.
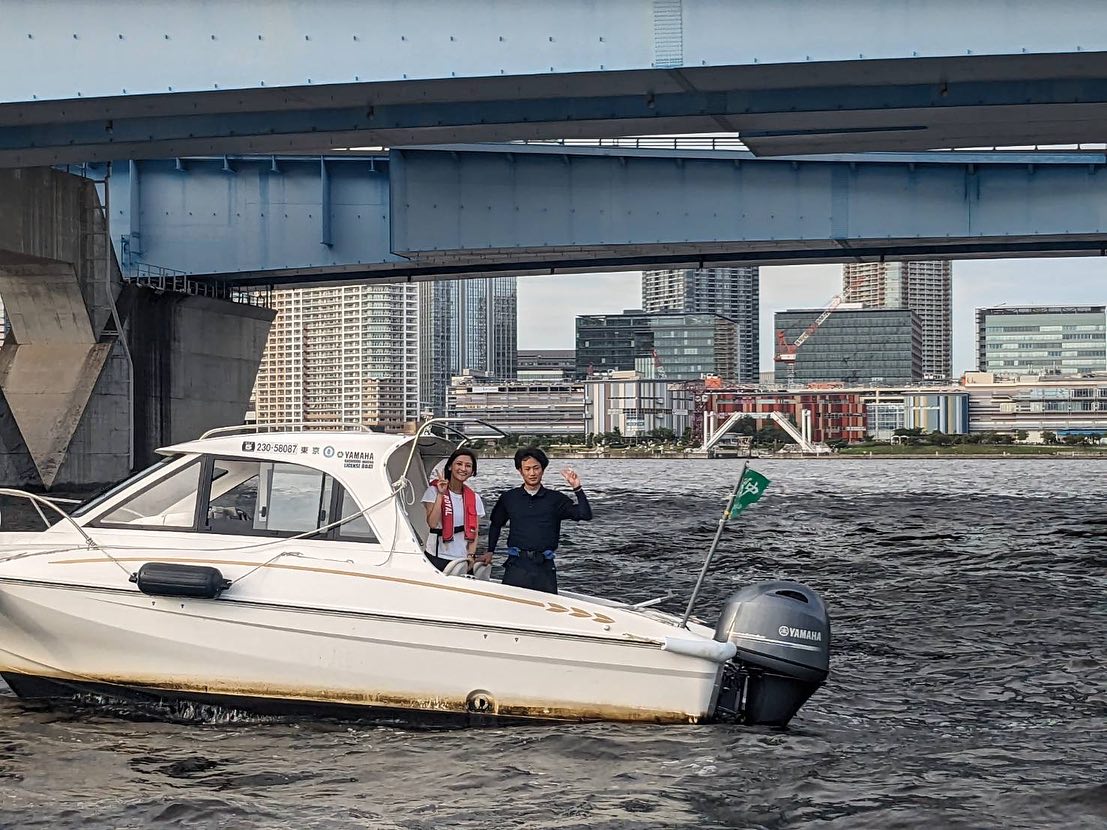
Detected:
[0,458,1104,829]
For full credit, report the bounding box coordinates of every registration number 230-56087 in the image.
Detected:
[253,442,297,453]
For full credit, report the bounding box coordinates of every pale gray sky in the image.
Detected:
[516,259,1107,376]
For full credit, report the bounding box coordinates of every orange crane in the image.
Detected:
[774,294,845,385]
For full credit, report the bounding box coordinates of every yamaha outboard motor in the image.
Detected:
[713,580,830,726]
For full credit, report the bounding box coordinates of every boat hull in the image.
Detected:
[0,579,724,724]
[0,671,546,726]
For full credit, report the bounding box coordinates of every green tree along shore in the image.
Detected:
[835,427,1107,456]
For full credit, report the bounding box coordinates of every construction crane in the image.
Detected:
[774,293,845,386]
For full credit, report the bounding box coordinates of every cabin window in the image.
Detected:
[203,458,377,543]
[335,488,379,543]
[95,460,202,529]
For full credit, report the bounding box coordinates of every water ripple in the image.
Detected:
[1,458,1105,828]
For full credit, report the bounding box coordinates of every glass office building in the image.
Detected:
[976,305,1107,376]
[419,277,518,415]
[642,267,758,382]
[575,311,738,381]
[844,261,952,380]
[574,311,655,377]
[774,307,922,386]
[649,313,739,381]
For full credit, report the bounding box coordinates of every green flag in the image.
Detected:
[728,469,771,519]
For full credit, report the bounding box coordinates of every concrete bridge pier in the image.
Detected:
[0,167,273,489]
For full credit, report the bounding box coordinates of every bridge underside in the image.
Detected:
[5,0,1107,164]
[106,146,1107,288]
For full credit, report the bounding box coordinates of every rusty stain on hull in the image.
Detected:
[2,667,704,724]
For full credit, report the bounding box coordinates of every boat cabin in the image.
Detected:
[62,429,459,564]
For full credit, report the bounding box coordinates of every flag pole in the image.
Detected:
[679,461,748,629]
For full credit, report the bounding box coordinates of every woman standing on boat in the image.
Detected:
[422,448,489,572]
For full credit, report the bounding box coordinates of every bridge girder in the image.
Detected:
[102,145,1107,288]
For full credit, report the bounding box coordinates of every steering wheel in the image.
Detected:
[442,558,470,578]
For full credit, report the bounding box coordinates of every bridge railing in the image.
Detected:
[128,262,271,308]
[512,136,1107,153]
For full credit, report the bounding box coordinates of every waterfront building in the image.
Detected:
[843,262,952,380]
[774,307,922,386]
[253,284,419,432]
[584,373,693,438]
[963,371,1107,440]
[975,305,1107,376]
[419,277,518,415]
[447,374,585,436]
[517,349,575,382]
[860,389,970,440]
[575,311,739,382]
[699,388,868,445]
[697,386,969,444]
[642,267,759,382]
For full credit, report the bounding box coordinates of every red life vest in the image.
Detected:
[431,479,479,542]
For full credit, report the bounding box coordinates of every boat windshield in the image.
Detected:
[70,457,177,518]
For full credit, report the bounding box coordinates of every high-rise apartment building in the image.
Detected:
[774,307,922,386]
[419,277,518,415]
[843,261,952,380]
[976,305,1107,375]
[252,284,420,432]
[642,267,759,383]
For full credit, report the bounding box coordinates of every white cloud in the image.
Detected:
[517,259,1106,375]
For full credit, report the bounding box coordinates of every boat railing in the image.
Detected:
[393,418,507,490]
[199,422,377,439]
[0,488,104,551]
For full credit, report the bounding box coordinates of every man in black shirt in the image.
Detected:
[486,446,593,594]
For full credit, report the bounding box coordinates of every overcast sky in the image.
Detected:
[516,258,1107,375]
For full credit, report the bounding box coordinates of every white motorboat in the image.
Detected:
[0,423,830,726]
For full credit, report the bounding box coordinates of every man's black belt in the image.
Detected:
[506,547,556,562]
[429,526,465,536]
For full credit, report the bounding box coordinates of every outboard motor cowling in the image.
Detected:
[713,580,830,726]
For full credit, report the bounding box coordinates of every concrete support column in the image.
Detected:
[0,167,274,488]
[126,291,274,470]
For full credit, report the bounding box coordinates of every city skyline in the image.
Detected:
[516,258,1107,377]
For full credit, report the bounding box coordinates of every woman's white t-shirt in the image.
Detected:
[422,486,486,560]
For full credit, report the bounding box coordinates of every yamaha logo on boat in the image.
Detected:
[341,450,375,470]
[778,625,822,641]
[241,441,256,452]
